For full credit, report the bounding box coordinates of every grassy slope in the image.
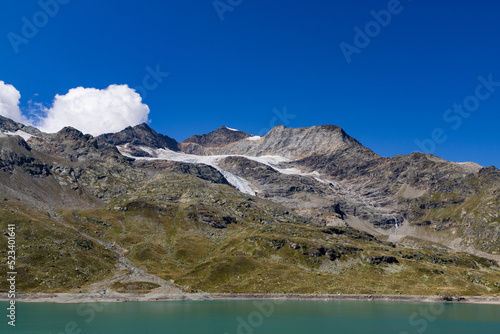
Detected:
[1,124,499,296]
[402,190,500,254]
[0,200,116,292]
[2,173,497,296]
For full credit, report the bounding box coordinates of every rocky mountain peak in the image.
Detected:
[262,124,358,149]
[177,123,369,159]
[55,126,89,141]
[96,123,179,151]
[0,115,42,137]
[200,124,369,160]
[182,126,251,148]
[0,115,21,132]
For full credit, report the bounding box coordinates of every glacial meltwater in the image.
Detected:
[2,300,500,334]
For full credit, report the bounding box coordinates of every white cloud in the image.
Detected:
[0,82,150,136]
[37,84,150,136]
[0,81,27,123]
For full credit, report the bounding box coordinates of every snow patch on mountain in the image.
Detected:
[218,170,256,196]
[117,145,339,195]
[2,130,34,141]
[314,177,340,188]
[246,136,261,141]
[118,145,261,195]
[119,145,290,169]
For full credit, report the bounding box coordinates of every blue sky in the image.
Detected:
[1,0,499,167]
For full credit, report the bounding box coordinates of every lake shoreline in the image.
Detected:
[2,293,500,305]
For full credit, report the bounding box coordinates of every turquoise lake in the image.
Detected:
[2,300,500,333]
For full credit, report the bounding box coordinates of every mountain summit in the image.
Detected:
[182,126,251,152]
[97,123,179,152]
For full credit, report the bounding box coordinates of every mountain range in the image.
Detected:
[0,115,499,296]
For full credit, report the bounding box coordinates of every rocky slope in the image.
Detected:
[115,122,500,257]
[0,116,499,296]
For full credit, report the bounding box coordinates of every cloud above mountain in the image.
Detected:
[0,82,150,136]
[37,85,150,136]
[0,81,27,124]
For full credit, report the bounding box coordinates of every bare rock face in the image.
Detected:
[97,123,179,152]
[180,126,251,155]
[27,127,126,163]
[183,126,251,148]
[180,124,372,160]
[0,136,49,176]
[132,160,230,186]
[234,124,364,159]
